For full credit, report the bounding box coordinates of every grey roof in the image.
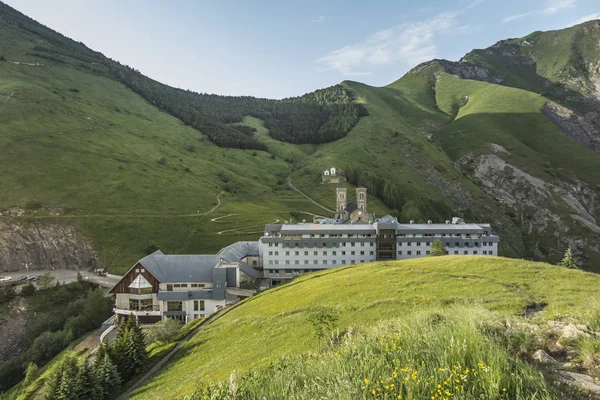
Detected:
[217,242,260,278]
[218,241,259,262]
[157,290,214,301]
[138,252,222,283]
[396,223,487,233]
[279,224,376,234]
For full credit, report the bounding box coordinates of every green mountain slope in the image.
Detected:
[1,1,600,271]
[126,257,600,399]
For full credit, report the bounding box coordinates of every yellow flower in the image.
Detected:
[364,378,369,385]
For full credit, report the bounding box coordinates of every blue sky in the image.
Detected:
[5,0,600,99]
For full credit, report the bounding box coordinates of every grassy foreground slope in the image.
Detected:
[130,257,600,399]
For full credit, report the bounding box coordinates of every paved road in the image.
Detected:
[0,269,121,289]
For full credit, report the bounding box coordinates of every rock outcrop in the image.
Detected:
[0,220,96,272]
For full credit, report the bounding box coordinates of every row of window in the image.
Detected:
[397,250,494,256]
[268,250,375,257]
[268,242,375,248]
[166,300,205,312]
[166,283,206,291]
[268,259,368,267]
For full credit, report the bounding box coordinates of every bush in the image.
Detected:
[186,143,196,152]
[68,88,80,93]
[25,200,43,210]
[147,244,159,254]
[158,156,168,165]
[146,318,183,344]
[21,283,36,296]
[0,55,6,61]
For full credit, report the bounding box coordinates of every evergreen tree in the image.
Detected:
[95,354,121,400]
[73,362,99,399]
[54,357,78,400]
[430,240,446,256]
[559,247,578,269]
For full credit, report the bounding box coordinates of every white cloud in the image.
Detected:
[312,16,325,23]
[502,12,533,23]
[503,0,576,23]
[569,12,600,26]
[316,13,457,76]
[543,0,576,14]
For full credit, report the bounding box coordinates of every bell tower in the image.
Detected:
[356,187,367,213]
[336,187,347,218]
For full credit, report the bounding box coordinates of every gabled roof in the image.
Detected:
[136,251,222,283]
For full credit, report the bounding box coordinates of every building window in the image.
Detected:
[323,260,328,265]
[332,260,337,264]
[167,301,183,311]
[167,284,173,291]
[268,260,273,265]
[323,251,328,256]
[286,251,290,256]
[473,251,478,255]
[268,251,273,256]
[304,251,308,256]
[314,261,318,265]
[454,251,459,255]
[333,251,337,256]
[286,260,290,265]
[483,251,487,255]
[274,251,279,255]
[193,300,205,311]
[342,251,346,255]
[426,242,431,246]
[190,283,205,288]
[351,243,355,247]
[360,251,364,255]
[417,242,421,246]
[351,260,355,264]
[351,251,355,255]
[274,260,279,265]
[370,251,374,256]
[407,251,411,255]
[304,260,309,264]
[314,251,318,256]
[426,251,430,255]
[398,251,402,255]
[464,251,468,255]
[130,287,153,294]
[417,251,421,255]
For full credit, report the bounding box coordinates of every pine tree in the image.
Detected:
[430,240,446,256]
[54,357,78,400]
[73,362,99,400]
[95,354,121,400]
[560,247,578,269]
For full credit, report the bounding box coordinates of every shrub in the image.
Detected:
[158,156,168,165]
[25,200,43,210]
[146,318,183,344]
[0,55,6,61]
[68,88,80,93]
[186,143,196,152]
[21,282,36,296]
[147,244,159,254]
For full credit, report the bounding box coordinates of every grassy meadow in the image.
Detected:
[129,256,600,399]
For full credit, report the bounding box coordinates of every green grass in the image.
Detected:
[129,257,600,399]
[185,307,554,400]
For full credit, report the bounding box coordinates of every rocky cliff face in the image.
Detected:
[0,219,96,272]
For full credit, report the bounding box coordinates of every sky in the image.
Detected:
[5,0,600,99]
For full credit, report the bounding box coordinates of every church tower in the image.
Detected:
[356,187,367,213]
[336,187,347,218]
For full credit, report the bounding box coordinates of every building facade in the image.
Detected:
[110,251,251,323]
[257,189,500,286]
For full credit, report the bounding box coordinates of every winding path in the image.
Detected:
[201,191,224,216]
[287,180,334,214]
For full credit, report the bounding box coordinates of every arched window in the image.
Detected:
[359,192,365,200]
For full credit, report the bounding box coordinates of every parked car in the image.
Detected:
[18,276,28,281]
[0,276,13,282]
[27,275,38,281]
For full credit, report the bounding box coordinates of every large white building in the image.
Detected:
[254,188,500,286]
[258,216,499,286]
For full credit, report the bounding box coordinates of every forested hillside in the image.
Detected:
[0,4,367,149]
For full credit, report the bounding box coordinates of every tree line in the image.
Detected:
[1,6,368,151]
[344,164,454,222]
